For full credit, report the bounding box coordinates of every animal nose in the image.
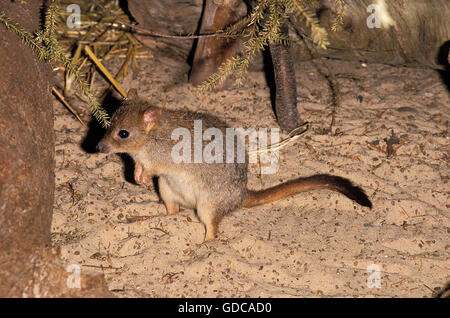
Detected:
[96,142,110,153]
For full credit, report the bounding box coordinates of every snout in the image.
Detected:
[96,141,111,153]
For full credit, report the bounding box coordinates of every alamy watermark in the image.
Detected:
[66,264,81,289]
[170,120,280,174]
[367,0,396,29]
[66,4,81,29]
[65,2,396,31]
[366,264,382,289]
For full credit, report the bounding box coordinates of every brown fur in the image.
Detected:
[97,90,371,242]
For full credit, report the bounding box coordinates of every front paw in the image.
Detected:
[134,162,151,186]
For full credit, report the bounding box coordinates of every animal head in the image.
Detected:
[97,89,162,154]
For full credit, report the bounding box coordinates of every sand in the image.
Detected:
[51,51,449,297]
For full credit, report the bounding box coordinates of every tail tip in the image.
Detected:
[357,194,373,209]
[329,175,372,208]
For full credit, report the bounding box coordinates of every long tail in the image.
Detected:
[242,174,372,209]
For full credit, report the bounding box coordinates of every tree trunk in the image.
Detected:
[0,1,111,297]
[269,23,302,132]
[189,0,247,90]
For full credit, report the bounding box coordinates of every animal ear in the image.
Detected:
[142,107,162,131]
[126,88,138,100]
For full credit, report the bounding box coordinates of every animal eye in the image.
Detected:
[118,130,130,139]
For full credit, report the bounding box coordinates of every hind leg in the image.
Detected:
[197,205,220,242]
[158,177,180,215]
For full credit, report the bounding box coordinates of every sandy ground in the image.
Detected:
[51,50,449,297]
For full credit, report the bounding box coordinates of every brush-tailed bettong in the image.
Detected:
[97,89,372,242]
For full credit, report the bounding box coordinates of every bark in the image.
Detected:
[269,23,302,133]
[128,0,450,69]
[127,0,203,59]
[0,1,111,297]
[308,0,450,70]
[189,0,247,90]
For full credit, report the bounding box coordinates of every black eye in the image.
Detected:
[118,130,130,139]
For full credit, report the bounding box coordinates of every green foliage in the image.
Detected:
[1,0,346,118]
[195,0,345,93]
[0,1,110,128]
